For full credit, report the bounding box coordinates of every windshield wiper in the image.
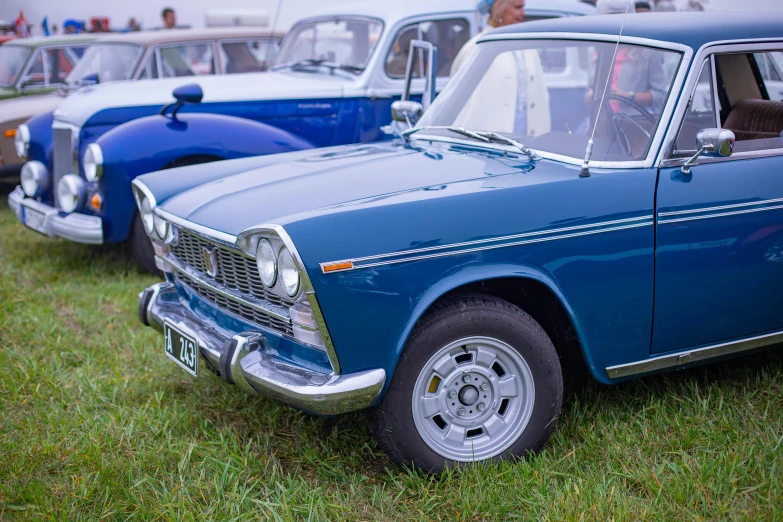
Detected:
[474,131,540,161]
[401,126,491,143]
[402,126,539,161]
[272,59,364,74]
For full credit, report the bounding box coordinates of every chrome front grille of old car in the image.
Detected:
[170,227,296,336]
[52,126,73,207]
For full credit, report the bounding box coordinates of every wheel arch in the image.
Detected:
[390,265,597,391]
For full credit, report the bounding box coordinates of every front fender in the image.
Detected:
[96,113,315,243]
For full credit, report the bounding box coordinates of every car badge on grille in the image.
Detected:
[202,246,218,278]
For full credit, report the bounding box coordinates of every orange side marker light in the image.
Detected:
[322,261,353,273]
[3,129,16,139]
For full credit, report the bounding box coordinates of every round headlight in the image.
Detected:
[139,196,155,235]
[278,247,300,296]
[20,161,49,197]
[83,143,104,182]
[153,213,169,241]
[56,174,85,214]
[256,239,277,287]
[15,124,30,159]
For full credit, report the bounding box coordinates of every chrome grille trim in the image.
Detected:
[52,125,75,208]
[172,228,295,308]
[167,256,294,336]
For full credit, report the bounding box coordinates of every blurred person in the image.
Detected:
[51,23,59,34]
[451,0,550,137]
[63,19,81,34]
[654,0,677,11]
[127,18,141,31]
[635,1,652,11]
[14,11,30,37]
[162,8,176,29]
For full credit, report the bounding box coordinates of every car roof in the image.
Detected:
[1,34,96,49]
[299,0,592,28]
[92,27,285,46]
[482,12,783,51]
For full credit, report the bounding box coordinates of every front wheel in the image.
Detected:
[372,295,563,473]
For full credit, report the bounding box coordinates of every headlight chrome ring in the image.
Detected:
[20,161,50,197]
[15,124,30,159]
[278,247,300,297]
[153,213,169,241]
[56,174,86,214]
[83,143,104,182]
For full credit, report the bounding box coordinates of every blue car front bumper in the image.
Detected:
[8,186,104,244]
[139,282,386,416]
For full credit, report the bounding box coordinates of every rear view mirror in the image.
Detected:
[172,84,204,105]
[391,100,423,125]
[680,128,735,175]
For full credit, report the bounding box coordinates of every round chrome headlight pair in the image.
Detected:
[82,143,103,182]
[20,161,50,197]
[255,239,299,296]
[15,124,30,159]
[56,174,86,214]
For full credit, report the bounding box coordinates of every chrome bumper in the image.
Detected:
[139,282,386,416]
[8,186,104,245]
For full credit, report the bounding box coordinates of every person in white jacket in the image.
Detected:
[450,0,551,137]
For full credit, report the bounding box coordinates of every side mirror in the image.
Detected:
[681,128,735,175]
[80,73,100,86]
[172,84,204,105]
[161,84,204,119]
[391,100,423,125]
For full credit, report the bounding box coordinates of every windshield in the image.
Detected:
[66,43,142,84]
[274,18,383,71]
[0,45,31,87]
[417,39,682,162]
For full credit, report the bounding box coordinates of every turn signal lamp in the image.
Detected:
[90,193,103,210]
[321,261,353,273]
[3,129,15,139]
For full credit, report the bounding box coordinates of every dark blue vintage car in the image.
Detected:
[133,12,782,472]
[7,0,594,273]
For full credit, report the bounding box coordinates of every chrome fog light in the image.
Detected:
[20,161,49,197]
[256,239,277,287]
[278,247,300,296]
[15,124,30,159]
[56,174,86,213]
[83,143,104,182]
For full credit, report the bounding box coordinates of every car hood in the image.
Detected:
[157,140,537,237]
[53,71,353,128]
[0,92,61,124]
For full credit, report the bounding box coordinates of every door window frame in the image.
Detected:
[143,40,219,79]
[658,39,783,168]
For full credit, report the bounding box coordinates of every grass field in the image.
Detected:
[0,204,781,521]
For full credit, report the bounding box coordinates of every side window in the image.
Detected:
[23,49,77,87]
[671,60,717,156]
[385,18,470,79]
[219,40,279,74]
[159,44,215,78]
[754,52,783,101]
[25,51,47,86]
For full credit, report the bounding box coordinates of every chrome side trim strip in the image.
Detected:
[166,255,292,323]
[606,330,783,379]
[322,216,654,273]
[658,197,783,217]
[659,203,783,225]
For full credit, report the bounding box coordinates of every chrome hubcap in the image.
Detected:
[411,336,535,462]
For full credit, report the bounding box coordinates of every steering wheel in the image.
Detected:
[590,94,656,158]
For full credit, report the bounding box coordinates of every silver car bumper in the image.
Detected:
[8,186,104,245]
[139,282,386,416]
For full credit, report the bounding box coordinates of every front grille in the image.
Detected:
[52,126,74,208]
[170,227,295,336]
[177,272,294,336]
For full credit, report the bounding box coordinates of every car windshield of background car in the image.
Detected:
[416,39,682,162]
[0,45,31,87]
[274,18,383,71]
[67,44,143,84]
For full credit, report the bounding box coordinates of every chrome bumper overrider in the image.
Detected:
[8,186,103,245]
[139,282,386,416]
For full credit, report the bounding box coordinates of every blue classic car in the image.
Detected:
[121,12,783,471]
[7,0,594,273]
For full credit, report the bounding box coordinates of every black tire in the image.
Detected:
[129,212,160,276]
[371,294,563,473]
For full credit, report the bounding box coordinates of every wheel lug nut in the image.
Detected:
[448,389,457,399]
[462,375,472,384]
[477,402,486,412]
[457,407,466,416]
[480,382,489,391]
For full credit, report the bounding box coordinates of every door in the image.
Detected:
[652,50,783,354]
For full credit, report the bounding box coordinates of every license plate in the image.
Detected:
[164,321,199,376]
[22,206,47,234]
